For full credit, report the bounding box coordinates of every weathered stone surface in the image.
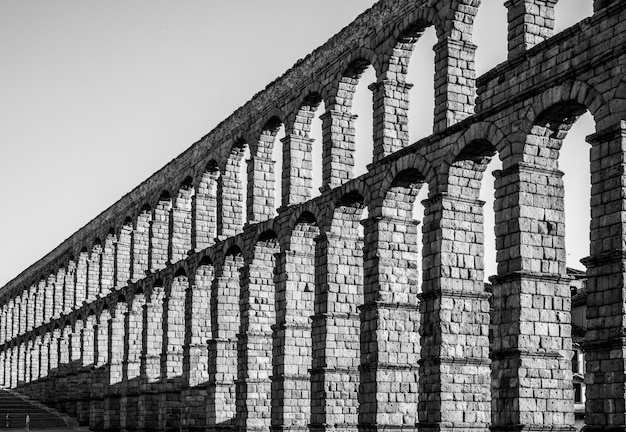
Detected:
[1,0,626,431]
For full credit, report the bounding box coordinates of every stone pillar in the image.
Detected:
[35,280,45,328]
[17,342,26,385]
[0,305,7,344]
[490,162,573,431]
[0,350,5,386]
[40,332,50,380]
[45,275,55,322]
[281,134,314,206]
[272,243,315,431]
[19,294,28,336]
[133,209,151,281]
[82,315,96,367]
[63,261,76,314]
[143,285,164,384]
[416,194,491,431]
[172,186,194,263]
[582,121,626,431]
[71,321,82,367]
[193,168,219,251]
[105,303,126,431]
[101,234,116,296]
[248,152,276,222]
[90,309,110,432]
[31,338,40,384]
[53,269,65,318]
[18,294,27,335]
[359,215,420,431]
[164,276,186,381]
[27,285,36,331]
[505,0,557,59]
[182,265,212,431]
[59,325,71,370]
[87,244,102,302]
[321,109,358,190]
[310,230,362,432]
[219,148,246,238]
[10,345,18,388]
[75,252,88,308]
[125,294,144,431]
[369,79,413,162]
[49,328,61,376]
[207,255,242,429]
[433,38,476,133]
[236,241,277,431]
[117,223,133,287]
[125,294,144,384]
[151,197,172,272]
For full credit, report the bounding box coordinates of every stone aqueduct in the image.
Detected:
[2,0,626,431]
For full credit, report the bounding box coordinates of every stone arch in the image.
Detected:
[378,10,441,81]
[521,80,609,157]
[284,206,325,246]
[376,152,436,209]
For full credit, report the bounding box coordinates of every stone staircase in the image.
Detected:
[0,388,73,429]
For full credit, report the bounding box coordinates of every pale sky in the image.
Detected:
[0,1,594,287]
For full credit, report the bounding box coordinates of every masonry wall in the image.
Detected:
[1,1,626,432]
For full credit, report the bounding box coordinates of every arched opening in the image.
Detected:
[473,2,508,75]
[195,161,220,250]
[291,93,325,202]
[406,26,437,142]
[351,63,376,177]
[172,177,194,263]
[254,116,284,218]
[219,140,249,238]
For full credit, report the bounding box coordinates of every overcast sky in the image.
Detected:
[0,1,594,287]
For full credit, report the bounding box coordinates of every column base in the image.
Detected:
[418,424,490,432]
[490,426,576,432]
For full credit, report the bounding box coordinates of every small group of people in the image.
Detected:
[4,413,29,430]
